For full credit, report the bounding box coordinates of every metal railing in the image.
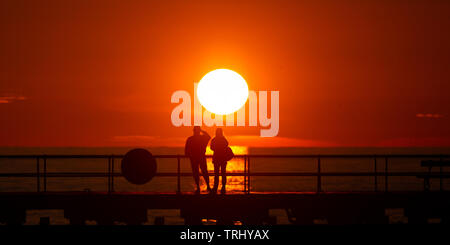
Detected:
[0,154,449,193]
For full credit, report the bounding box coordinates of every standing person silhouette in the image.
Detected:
[185,126,212,194]
[210,128,229,194]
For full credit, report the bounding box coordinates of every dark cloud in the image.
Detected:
[0,95,26,104]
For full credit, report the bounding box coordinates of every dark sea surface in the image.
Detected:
[1,147,449,224]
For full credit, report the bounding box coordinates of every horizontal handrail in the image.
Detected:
[1,172,449,178]
[0,154,449,159]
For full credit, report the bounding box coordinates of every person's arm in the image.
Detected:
[201,130,211,142]
[210,138,216,151]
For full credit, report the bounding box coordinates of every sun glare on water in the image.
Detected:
[197,69,249,115]
[198,146,248,192]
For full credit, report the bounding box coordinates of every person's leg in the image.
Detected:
[190,159,200,192]
[221,162,227,194]
[212,163,220,193]
[199,158,211,191]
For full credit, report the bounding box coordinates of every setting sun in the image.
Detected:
[197,69,249,115]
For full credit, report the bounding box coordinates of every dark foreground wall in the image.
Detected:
[0,192,449,225]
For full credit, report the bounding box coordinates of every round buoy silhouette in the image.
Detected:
[121,148,157,185]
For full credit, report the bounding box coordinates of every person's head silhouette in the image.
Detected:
[193,126,201,136]
[216,128,223,137]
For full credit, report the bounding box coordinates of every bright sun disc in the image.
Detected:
[197,69,249,115]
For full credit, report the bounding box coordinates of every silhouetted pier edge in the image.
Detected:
[0,154,449,225]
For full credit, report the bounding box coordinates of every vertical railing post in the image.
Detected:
[385,157,388,192]
[374,156,378,192]
[107,157,111,193]
[247,156,251,194]
[317,157,321,193]
[177,155,181,194]
[440,157,443,191]
[36,157,40,192]
[43,156,47,192]
[111,155,115,192]
[244,155,247,193]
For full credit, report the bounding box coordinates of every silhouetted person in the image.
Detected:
[185,126,212,194]
[210,128,229,194]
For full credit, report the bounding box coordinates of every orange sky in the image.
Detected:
[1,0,449,147]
